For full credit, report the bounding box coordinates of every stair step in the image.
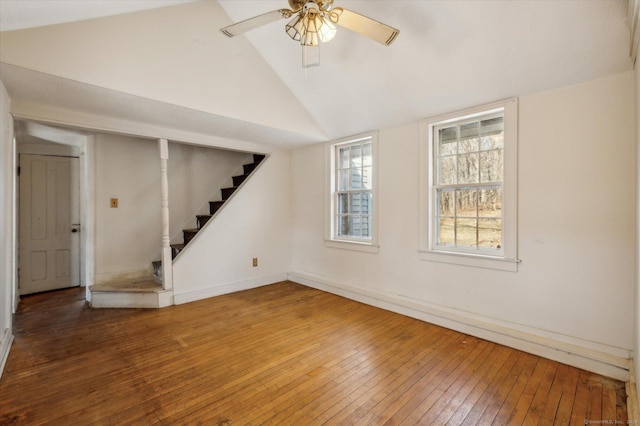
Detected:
[243,162,260,175]
[150,152,265,280]
[91,280,162,293]
[221,186,237,200]
[90,280,172,308]
[232,174,249,187]
[209,201,225,215]
[183,228,199,245]
[196,215,212,229]
[170,243,185,259]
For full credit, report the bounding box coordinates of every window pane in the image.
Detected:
[351,216,361,237]
[339,147,350,169]
[437,189,455,217]
[337,215,349,237]
[361,215,371,238]
[478,218,501,249]
[332,136,376,244]
[362,143,372,166]
[350,193,361,214]
[480,149,503,183]
[438,217,454,245]
[456,189,477,218]
[350,145,362,168]
[480,134,504,151]
[457,153,479,184]
[338,169,349,191]
[456,218,477,247]
[480,117,503,136]
[350,168,362,189]
[337,193,348,214]
[362,166,373,189]
[459,122,480,153]
[362,192,372,215]
[438,156,456,185]
[439,126,457,154]
[478,188,501,218]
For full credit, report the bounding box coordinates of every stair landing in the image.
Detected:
[90,279,173,308]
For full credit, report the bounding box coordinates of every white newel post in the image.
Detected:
[159,139,173,290]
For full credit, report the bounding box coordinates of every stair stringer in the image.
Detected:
[168,152,253,246]
[171,150,292,303]
[170,154,267,264]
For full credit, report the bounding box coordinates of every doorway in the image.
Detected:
[18,154,80,295]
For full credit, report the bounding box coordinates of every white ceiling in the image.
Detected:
[0,0,634,148]
[0,0,196,31]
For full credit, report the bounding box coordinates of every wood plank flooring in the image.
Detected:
[0,281,628,425]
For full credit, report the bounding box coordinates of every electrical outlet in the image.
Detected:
[110,198,118,208]
[252,257,258,267]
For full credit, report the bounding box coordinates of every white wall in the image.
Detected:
[291,71,635,379]
[0,1,324,139]
[94,134,251,283]
[94,134,161,282]
[0,80,15,376]
[167,142,248,241]
[173,149,292,303]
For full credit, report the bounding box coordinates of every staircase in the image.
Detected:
[152,153,266,279]
[90,153,266,309]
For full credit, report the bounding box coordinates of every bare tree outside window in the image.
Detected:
[435,115,504,250]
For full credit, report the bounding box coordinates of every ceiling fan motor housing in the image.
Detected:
[288,0,334,12]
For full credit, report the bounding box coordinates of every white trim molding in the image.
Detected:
[419,98,519,271]
[325,131,380,253]
[173,273,288,305]
[0,328,14,379]
[288,270,630,381]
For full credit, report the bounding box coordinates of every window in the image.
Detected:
[419,99,518,271]
[327,132,378,252]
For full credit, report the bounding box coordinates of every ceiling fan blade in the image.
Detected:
[220,9,292,38]
[331,7,399,46]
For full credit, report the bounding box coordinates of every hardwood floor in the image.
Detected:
[0,281,628,425]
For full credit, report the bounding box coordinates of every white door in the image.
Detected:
[19,154,80,295]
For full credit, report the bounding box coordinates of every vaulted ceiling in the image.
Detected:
[0,0,634,148]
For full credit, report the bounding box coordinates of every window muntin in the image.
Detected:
[334,139,373,241]
[433,113,504,254]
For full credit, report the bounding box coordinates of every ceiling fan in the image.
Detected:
[220,0,400,67]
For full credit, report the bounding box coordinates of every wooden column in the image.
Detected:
[159,139,172,290]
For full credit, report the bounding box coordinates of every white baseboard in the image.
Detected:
[0,328,14,379]
[288,270,631,381]
[173,273,288,305]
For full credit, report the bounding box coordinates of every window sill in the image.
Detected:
[418,249,519,272]
[325,239,379,254]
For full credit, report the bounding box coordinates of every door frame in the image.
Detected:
[14,120,96,305]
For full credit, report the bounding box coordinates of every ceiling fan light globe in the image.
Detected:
[286,14,304,41]
[318,18,336,42]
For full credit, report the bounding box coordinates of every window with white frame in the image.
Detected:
[327,132,378,251]
[419,99,518,271]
